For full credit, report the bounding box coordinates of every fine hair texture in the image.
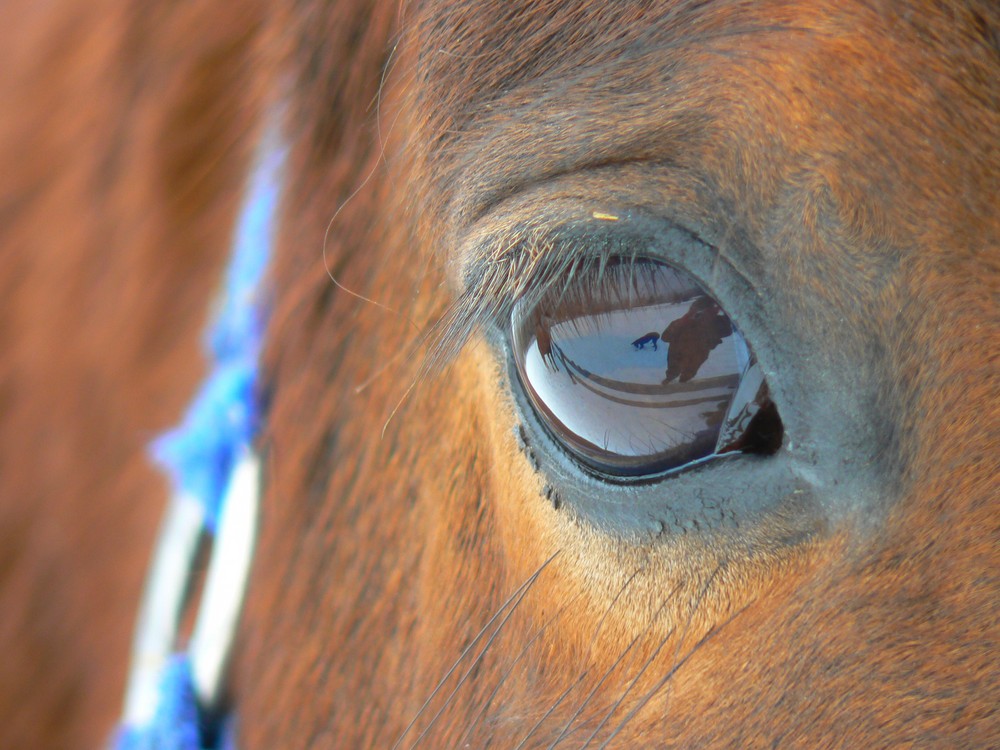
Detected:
[1,1,997,748]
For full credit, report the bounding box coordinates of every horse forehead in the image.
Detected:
[395,0,994,255]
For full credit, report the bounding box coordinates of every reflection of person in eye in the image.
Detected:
[661,296,732,383]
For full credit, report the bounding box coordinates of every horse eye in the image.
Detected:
[511,257,782,477]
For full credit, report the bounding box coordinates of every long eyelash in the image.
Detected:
[428,238,637,365]
[421,233,585,370]
[420,232,702,386]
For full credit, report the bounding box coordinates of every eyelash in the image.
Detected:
[457,243,640,326]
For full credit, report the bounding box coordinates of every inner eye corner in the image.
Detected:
[509,254,783,481]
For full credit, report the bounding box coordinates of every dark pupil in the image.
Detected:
[512,257,770,476]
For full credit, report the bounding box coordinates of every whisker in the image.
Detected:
[546,569,646,749]
[512,673,588,750]
[375,294,478,435]
[593,565,724,749]
[597,601,752,750]
[548,624,649,750]
[354,285,470,398]
[578,581,685,750]
[456,591,583,749]
[319,23,416,333]
[660,564,725,716]
[578,631,674,749]
[588,568,644,653]
[408,564,544,749]
[390,552,559,750]
[373,31,402,159]
[380,377,420,440]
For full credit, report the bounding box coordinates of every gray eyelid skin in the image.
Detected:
[472,204,891,546]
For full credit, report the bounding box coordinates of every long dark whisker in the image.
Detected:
[593,564,724,749]
[548,623,650,749]
[596,601,752,750]
[456,590,584,749]
[577,580,687,750]
[408,558,555,749]
[391,552,559,750]
[588,567,645,653]
[545,569,646,749]
[578,631,674,749]
[660,564,725,717]
[512,673,589,750]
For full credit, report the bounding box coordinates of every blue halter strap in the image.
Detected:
[113,121,287,750]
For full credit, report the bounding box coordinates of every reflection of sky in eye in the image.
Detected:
[550,302,749,383]
[523,302,749,459]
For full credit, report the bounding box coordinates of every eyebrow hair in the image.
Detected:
[415,9,803,233]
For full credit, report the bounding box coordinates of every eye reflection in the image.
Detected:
[512,257,775,476]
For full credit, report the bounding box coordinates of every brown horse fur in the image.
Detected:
[1,0,998,747]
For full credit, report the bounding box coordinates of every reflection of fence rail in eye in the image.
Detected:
[547,341,737,411]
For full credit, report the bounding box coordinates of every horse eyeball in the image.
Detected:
[511,257,782,477]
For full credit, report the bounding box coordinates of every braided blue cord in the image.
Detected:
[115,657,201,750]
[113,125,285,749]
[150,136,285,531]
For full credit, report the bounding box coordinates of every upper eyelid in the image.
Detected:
[448,156,776,299]
[456,208,730,330]
[448,180,775,401]
[459,237,617,338]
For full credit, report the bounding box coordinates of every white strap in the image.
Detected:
[122,493,205,726]
[190,451,261,710]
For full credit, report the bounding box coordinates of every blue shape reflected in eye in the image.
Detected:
[511,257,781,477]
